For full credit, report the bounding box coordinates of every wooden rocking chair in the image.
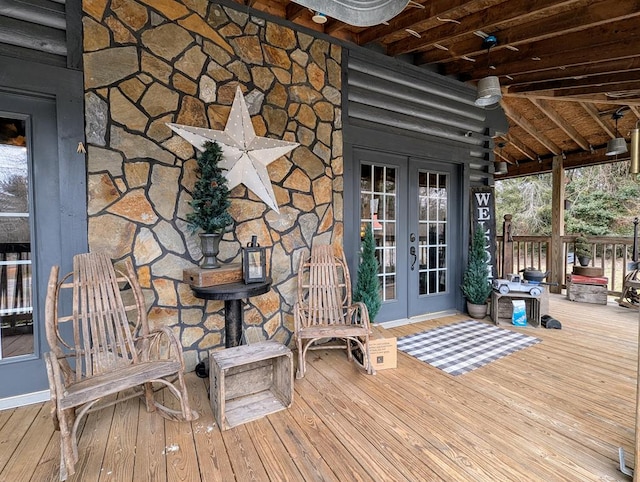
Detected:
[44,252,197,480]
[293,244,375,379]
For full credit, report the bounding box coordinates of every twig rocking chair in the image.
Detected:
[293,244,375,379]
[44,252,197,480]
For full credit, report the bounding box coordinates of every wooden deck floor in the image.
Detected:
[1,294,638,481]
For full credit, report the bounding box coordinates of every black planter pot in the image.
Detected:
[199,232,222,269]
[577,256,591,267]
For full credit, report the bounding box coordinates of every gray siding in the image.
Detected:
[346,48,503,185]
[0,0,80,69]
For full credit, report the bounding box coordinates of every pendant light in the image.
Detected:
[606,108,628,156]
[312,11,327,24]
[494,142,507,175]
[475,35,502,107]
[630,121,640,174]
[494,161,508,175]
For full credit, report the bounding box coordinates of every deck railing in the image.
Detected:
[496,235,636,296]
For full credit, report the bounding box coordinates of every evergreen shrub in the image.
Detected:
[187,141,233,234]
[461,225,493,305]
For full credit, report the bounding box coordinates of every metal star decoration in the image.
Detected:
[167,86,299,213]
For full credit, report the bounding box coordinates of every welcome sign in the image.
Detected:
[470,186,496,281]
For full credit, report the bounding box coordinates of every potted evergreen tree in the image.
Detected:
[574,235,592,267]
[461,224,493,318]
[187,141,233,269]
[354,223,382,321]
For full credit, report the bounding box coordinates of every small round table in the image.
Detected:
[191,278,272,348]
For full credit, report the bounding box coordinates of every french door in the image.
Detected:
[0,91,58,398]
[357,150,461,322]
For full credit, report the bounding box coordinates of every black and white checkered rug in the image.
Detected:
[396,320,541,376]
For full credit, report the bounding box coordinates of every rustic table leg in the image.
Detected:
[224,299,243,347]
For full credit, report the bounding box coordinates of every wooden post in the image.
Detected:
[550,155,565,294]
[502,214,513,278]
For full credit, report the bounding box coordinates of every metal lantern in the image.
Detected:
[243,235,267,283]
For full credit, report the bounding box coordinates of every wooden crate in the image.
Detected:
[566,282,608,305]
[490,291,541,327]
[209,341,293,430]
[572,266,604,277]
[183,262,242,287]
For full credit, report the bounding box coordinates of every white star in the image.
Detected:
[167,86,299,213]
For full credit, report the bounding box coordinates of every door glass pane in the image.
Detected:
[0,117,33,358]
[361,163,397,302]
[417,169,448,296]
[0,117,33,359]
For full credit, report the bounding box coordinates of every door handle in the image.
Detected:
[410,246,417,271]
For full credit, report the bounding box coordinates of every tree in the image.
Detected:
[461,224,493,305]
[354,224,382,321]
[495,162,640,237]
[187,141,233,234]
[564,163,640,236]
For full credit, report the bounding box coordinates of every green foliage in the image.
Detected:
[574,235,591,258]
[495,174,552,235]
[186,141,233,234]
[354,224,382,321]
[496,162,640,237]
[461,225,493,305]
[565,163,640,236]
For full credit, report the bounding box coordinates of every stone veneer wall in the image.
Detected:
[82,0,343,369]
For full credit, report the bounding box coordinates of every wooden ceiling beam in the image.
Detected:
[501,148,627,178]
[579,102,617,139]
[501,133,537,161]
[543,80,640,98]
[506,69,640,94]
[495,148,515,165]
[355,0,473,46]
[502,103,562,155]
[387,0,579,57]
[441,18,640,78]
[468,45,640,82]
[530,99,590,151]
[419,0,640,63]
[501,56,640,88]
[285,3,307,21]
[234,0,284,15]
[503,91,640,106]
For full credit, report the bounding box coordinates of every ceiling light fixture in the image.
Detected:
[475,35,502,107]
[312,11,327,23]
[494,161,508,175]
[295,0,410,27]
[494,142,508,175]
[606,108,628,156]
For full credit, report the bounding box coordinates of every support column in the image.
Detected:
[501,214,513,278]
[550,155,565,294]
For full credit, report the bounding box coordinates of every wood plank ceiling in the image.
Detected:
[233,0,640,178]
